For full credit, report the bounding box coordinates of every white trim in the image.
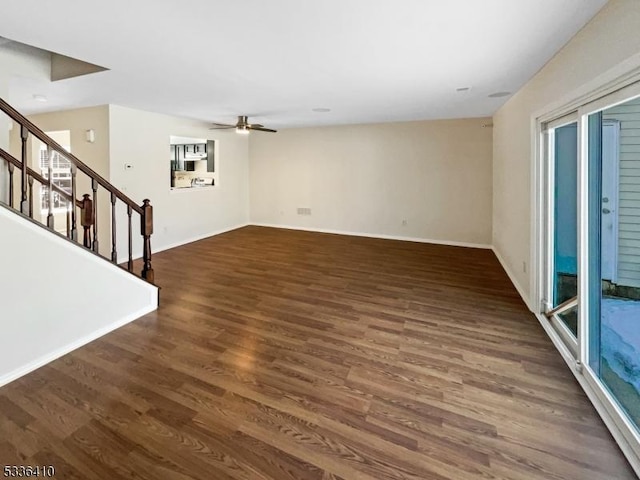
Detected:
[250,223,492,249]
[535,313,640,478]
[169,185,215,193]
[530,115,544,314]
[154,223,250,254]
[0,302,157,388]
[582,364,640,463]
[545,127,557,312]
[548,313,578,357]
[492,245,533,311]
[544,111,579,130]
[530,55,640,477]
[117,222,250,264]
[532,52,640,123]
[580,82,640,117]
[577,111,589,366]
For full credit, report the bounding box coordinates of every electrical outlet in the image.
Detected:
[523,261,527,273]
[297,207,311,216]
[401,219,407,226]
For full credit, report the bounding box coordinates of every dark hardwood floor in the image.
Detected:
[0,226,636,479]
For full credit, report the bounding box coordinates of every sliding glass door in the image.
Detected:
[539,82,640,465]
[586,95,640,431]
[543,117,579,353]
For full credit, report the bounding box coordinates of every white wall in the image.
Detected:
[108,105,249,259]
[249,118,493,247]
[493,0,640,305]
[0,41,49,204]
[0,205,158,386]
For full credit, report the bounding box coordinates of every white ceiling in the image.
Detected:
[0,0,608,128]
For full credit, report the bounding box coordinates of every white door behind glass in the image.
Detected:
[601,121,620,282]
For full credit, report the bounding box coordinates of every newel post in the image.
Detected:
[141,199,154,283]
[80,193,94,249]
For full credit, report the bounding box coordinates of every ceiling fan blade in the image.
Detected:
[248,126,277,133]
[247,123,264,128]
[209,125,235,130]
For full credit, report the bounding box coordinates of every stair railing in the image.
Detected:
[0,97,154,283]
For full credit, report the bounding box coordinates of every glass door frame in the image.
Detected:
[541,112,579,357]
[533,78,640,472]
[577,83,640,456]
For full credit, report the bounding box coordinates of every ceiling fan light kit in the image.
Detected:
[210,115,277,134]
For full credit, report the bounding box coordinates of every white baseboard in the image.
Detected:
[117,222,250,263]
[154,222,250,254]
[0,303,157,388]
[492,246,533,311]
[250,222,492,250]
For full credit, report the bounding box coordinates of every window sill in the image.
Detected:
[169,185,215,193]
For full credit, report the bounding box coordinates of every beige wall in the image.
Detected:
[493,0,640,305]
[27,106,112,256]
[249,118,493,246]
[108,105,249,260]
[6,103,250,265]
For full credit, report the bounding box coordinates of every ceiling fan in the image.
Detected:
[209,115,277,134]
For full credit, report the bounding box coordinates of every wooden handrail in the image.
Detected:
[0,147,81,207]
[0,96,154,284]
[0,98,142,215]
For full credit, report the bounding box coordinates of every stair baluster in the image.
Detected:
[7,161,13,208]
[91,178,99,253]
[111,192,117,263]
[66,205,71,238]
[27,175,34,218]
[127,205,133,272]
[20,125,28,215]
[46,146,54,229]
[0,97,154,284]
[70,164,77,241]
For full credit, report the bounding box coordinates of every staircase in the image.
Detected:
[0,96,159,387]
[0,97,154,282]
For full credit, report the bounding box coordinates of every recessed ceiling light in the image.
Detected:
[456,87,471,92]
[33,94,48,102]
[312,108,331,113]
[488,91,511,98]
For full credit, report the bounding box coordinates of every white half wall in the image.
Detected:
[0,205,158,386]
[108,105,250,259]
[249,118,493,246]
[492,0,640,305]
